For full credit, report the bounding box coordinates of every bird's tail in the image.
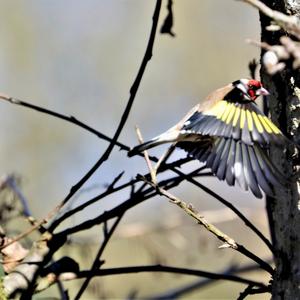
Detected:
[128,129,180,157]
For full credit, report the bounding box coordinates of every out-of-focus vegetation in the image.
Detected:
[0,1,271,299]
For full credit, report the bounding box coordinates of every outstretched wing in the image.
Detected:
[181,100,285,146]
[177,137,286,198]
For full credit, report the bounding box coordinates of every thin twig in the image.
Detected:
[140,175,237,247]
[175,173,274,253]
[135,126,156,183]
[154,143,176,174]
[57,265,268,288]
[74,214,124,299]
[55,167,207,238]
[0,204,60,250]
[50,158,194,230]
[140,176,273,274]
[148,261,272,300]
[0,94,130,150]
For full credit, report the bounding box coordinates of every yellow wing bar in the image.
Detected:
[203,100,281,135]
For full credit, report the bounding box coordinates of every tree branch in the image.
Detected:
[38,264,268,290]
[238,0,300,38]
[139,176,273,275]
[148,262,272,299]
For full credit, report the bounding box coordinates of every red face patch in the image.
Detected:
[248,79,262,88]
[248,89,256,99]
[248,80,263,100]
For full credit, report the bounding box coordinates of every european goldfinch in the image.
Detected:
[128,79,286,198]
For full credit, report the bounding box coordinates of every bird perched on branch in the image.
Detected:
[128,79,287,198]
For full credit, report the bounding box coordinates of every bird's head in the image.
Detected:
[231,79,269,102]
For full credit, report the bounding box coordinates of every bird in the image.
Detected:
[128,79,287,198]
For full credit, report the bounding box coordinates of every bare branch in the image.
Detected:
[239,0,300,38]
[139,175,236,247]
[35,264,268,291]
[148,262,272,299]
[50,158,194,230]
[0,204,60,251]
[55,167,205,238]
[139,175,273,274]
[135,126,156,183]
[74,214,124,299]
[0,94,130,150]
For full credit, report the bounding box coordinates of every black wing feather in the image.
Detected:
[225,139,236,186]
[211,139,227,173]
[216,138,231,180]
[182,101,285,147]
[241,142,263,198]
[177,136,285,197]
[248,146,274,196]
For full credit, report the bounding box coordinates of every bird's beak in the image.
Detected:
[256,87,270,96]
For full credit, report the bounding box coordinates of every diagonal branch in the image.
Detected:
[179,174,274,253]
[140,176,273,274]
[0,95,129,150]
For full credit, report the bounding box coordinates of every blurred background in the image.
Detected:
[0,1,271,299]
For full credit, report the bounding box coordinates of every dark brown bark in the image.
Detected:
[260,1,300,299]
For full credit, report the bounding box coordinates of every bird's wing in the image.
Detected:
[177,137,286,198]
[181,100,285,146]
